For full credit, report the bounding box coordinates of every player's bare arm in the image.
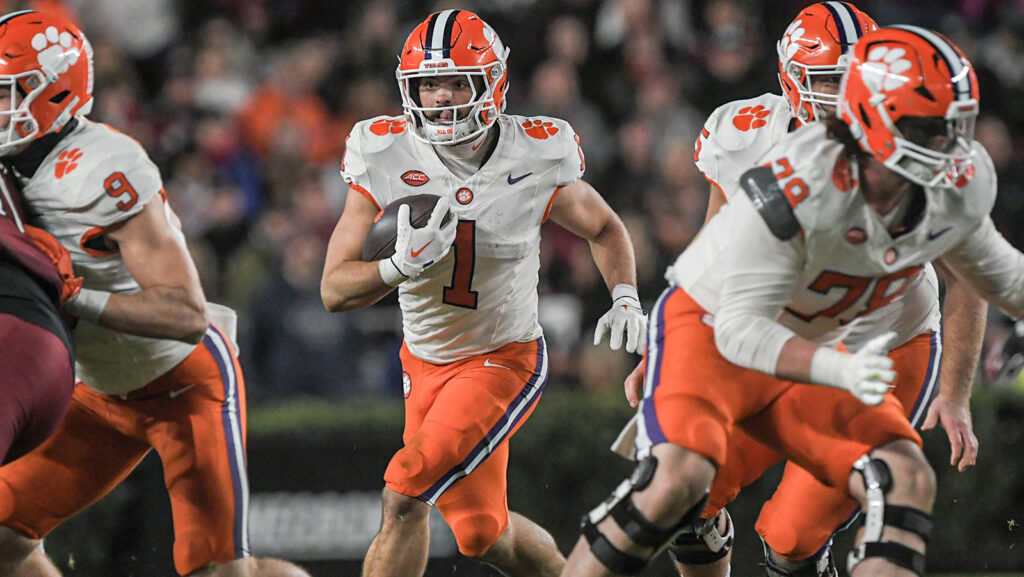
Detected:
[321,186,395,312]
[91,196,208,343]
[547,178,636,289]
[549,178,647,353]
[922,258,985,470]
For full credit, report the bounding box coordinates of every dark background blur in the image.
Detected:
[7,0,1023,574]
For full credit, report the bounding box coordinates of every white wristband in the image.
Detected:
[378,257,408,287]
[809,346,849,389]
[65,288,111,323]
[610,283,640,303]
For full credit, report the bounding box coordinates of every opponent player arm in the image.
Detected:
[320,186,395,312]
[923,261,983,471]
[71,197,208,343]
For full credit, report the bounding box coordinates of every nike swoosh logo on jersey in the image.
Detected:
[483,359,511,370]
[410,240,433,258]
[168,383,197,398]
[927,226,953,240]
[507,172,532,185]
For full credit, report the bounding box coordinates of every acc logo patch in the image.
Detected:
[402,371,412,399]
[401,170,429,187]
[845,227,867,244]
[455,187,474,205]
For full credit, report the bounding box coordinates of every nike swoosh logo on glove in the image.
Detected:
[411,241,433,258]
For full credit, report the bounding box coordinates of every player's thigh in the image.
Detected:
[889,331,940,426]
[638,287,786,468]
[387,338,547,503]
[0,385,150,538]
[755,459,860,560]
[146,328,249,575]
[745,384,919,490]
[707,427,782,515]
[436,443,511,556]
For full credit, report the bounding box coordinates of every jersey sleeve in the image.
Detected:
[942,216,1024,319]
[339,123,379,207]
[694,107,726,189]
[552,119,585,187]
[72,140,163,229]
[713,192,805,375]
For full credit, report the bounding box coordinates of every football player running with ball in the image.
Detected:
[618,4,985,577]
[564,25,1022,577]
[320,9,644,577]
[0,11,309,577]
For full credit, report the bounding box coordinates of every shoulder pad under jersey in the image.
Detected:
[340,115,410,183]
[739,165,800,241]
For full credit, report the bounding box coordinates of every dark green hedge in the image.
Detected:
[38,386,1024,575]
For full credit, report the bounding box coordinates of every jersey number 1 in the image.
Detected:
[443,220,478,309]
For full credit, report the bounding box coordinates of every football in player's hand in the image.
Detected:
[361,194,453,261]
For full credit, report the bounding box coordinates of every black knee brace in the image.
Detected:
[667,508,734,565]
[581,456,709,575]
[847,456,933,577]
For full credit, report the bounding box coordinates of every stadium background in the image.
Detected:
[7,0,1022,574]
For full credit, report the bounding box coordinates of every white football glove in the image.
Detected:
[379,196,457,287]
[809,332,898,406]
[594,284,648,354]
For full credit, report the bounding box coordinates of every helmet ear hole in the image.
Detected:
[858,103,872,129]
[49,90,70,104]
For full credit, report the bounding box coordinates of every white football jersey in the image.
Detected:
[19,119,195,395]
[694,93,792,200]
[342,114,585,363]
[694,94,939,351]
[671,122,998,349]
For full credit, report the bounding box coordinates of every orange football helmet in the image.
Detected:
[840,25,979,187]
[0,10,93,156]
[777,2,877,123]
[397,9,509,145]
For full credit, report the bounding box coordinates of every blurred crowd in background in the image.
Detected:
[12,0,1024,401]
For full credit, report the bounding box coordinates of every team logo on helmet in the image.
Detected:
[860,46,911,94]
[32,27,81,77]
[779,19,807,61]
